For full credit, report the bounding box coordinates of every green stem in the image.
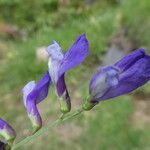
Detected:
[12,109,83,150]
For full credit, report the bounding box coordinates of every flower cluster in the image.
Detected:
[22,35,150,132]
[22,34,89,132]
[1,34,150,149]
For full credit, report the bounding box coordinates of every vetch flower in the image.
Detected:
[0,118,16,149]
[83,48,150,110]
[22,71,51,133]
[46,34,89,113]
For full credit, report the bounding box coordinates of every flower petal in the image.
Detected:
[56,74,71,113]
[26,99,42,133]
[100,55,150,100]
[22,81,36,106]
[46,41,64,83]
[89,66,119,99]
[84,49,150,111]
[27,71,51,104]
[59,34,89,77]
[115,48,145,72]
[46,40,64,60]
[0,118,16,146]
[22,71,51,132]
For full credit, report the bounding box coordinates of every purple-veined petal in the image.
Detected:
[48,58,61,83]
[89,65,120,100]
[27,71,51,104]
[46,41,64,83]
[56,74,71,113]
[100,55,150,100]
[22,71,51,132]
[46,34,89,113]
[59,34,89,78]
[84,49,150,110]
[0,118,16,146]
[22,81,36,106]
[25,99,42,133]
[84,65,120,110]
[46,40,64,60]
[115,48,145,72]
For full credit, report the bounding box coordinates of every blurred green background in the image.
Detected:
[0,0,150,149]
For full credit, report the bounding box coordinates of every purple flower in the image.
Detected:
[83,48,150,110]
[46,34,89,113]
[22,71,51,133]
[0,118,16,148]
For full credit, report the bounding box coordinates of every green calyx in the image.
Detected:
[32,123,41,134]
[59,99,71,114]
[0,130,16,148]
[82,96,97,111]
[5,144,11,150]
[0,137,15,150]
[29,115,42,134]
[7,136,16,146]
[82,101,95,111]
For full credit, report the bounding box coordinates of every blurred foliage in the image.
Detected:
[0,0,58,30]
[120,0,150,48]
[0,0,120,31]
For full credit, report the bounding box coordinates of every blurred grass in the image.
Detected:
[0,0,150,149]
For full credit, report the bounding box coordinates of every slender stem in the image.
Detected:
[12,109,83,150]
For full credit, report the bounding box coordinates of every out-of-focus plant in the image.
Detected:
[0,0,119,32]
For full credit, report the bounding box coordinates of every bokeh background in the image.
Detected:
[0,0,150,149]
